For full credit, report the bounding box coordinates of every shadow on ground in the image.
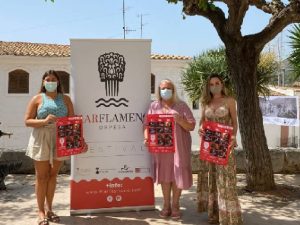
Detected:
[0,174,299,225]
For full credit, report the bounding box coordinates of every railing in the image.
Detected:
[0,130,13,138]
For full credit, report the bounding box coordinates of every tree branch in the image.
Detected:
[182,0,227,40]
[171,0,300,51]
[226,1,249,37]
[246,2,300,50]
[249,0,285,14]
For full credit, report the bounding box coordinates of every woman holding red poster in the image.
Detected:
[144,79,195,219]
[198,74,243,225]
[24,70,87,225]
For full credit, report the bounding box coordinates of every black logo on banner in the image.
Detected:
[96,52,129,107]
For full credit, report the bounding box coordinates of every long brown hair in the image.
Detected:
[39,70,64,93]
[200,74,227,106]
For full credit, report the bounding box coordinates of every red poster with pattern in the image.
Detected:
[147,114,175,153]
[200,121,233,165]
[56,116,84,157]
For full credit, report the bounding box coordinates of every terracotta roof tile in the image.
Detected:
[151,53,191,60]
[0,41,191,60]
[269,90,286,96]
[0,41,70,57]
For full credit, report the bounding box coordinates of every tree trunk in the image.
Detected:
[225,41,275,191]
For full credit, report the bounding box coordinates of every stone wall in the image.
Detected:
[1,148,300,174]
[192,148,300,174]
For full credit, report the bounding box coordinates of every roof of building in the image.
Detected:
[150,54,191,60]
[0,41,70,57]
[0,41,192,60]
[269,90,286,96]
[267,86,300,96]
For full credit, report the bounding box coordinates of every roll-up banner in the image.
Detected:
[70,39,154,215]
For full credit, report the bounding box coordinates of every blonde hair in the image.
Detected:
[156,79,180,103]
[200,74,228,106]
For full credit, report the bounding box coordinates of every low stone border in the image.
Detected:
[0,149,70,174]
[192,148,300,173]
[1,148,300,174]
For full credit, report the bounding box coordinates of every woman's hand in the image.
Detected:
[44,114,57,125]
[198,126,204,137]
[174,113,195,131]
[173,113,183,124]
[229,136,238,149]
[143,138,149,146]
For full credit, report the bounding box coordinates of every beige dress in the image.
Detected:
[197,100,243,225]
[26,124,69,165]
[26,93,69,165]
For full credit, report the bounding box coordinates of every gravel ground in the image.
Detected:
[0,174,299,225]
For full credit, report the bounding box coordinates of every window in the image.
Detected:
[8,69,29,94]
[56,71,70,94]
[151,73,155,94]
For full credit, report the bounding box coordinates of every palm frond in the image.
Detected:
[288,24,300,80]
[181,47,278,101]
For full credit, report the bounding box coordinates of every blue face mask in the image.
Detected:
[160,88,173,100]
[44,81,58,92]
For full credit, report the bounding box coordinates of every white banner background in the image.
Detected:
[70,39,154,214]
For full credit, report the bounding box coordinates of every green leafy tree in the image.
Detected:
[182,47,278,102]
[168,0,300,191]
[181,47,230,102]
[289,24,300,81]
[257,51,279,87]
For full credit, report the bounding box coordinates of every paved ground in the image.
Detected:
[0,174,300,225]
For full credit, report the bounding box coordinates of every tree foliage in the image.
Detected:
[181,47,279,102]
[181,47,230,102]
[289,24,300,81]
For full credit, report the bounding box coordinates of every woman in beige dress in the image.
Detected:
[25,70,87,225]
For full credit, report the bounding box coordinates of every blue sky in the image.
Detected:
[0,0,295,58]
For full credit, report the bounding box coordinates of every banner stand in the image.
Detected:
[70,39,154,214]
[70,206,155,216]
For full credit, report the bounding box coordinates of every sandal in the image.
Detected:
[159,208,171,218]
[37,218,49,225]
[171,208,181,220]
[46,211,60,223]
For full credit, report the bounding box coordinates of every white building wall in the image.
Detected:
[150,59,190,100]
[0,55,70,149]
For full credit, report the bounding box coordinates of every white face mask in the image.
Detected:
[44,81,58,92]
[210,85,222,94]
[160,88,173,100]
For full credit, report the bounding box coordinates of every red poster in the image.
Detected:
[200,121,233,165]
[56,116,84,157]
[146,114,175,153]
